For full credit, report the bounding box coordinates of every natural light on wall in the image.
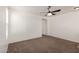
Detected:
[6,7,8,40]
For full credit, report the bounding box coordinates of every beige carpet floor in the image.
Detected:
[7,35,79,53]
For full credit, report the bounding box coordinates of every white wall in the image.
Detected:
[47,11,79,43]
[0,7,8,53]
[8,8,42,43]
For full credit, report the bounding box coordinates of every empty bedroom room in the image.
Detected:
[1,6,79,53]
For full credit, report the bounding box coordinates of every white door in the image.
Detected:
[42,18,47,35]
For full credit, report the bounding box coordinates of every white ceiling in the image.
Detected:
[9,6,79,17]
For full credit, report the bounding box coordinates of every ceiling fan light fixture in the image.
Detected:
[74,7,79,10]
[47,13,52,16]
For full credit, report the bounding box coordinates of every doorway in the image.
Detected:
[42,18,47,36]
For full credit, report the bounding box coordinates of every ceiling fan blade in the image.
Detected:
[52,13,56,15]
[53,9,61,12]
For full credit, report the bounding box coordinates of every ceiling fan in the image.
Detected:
[41,6,61,16]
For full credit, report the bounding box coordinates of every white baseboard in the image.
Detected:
[8,34,42,44]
